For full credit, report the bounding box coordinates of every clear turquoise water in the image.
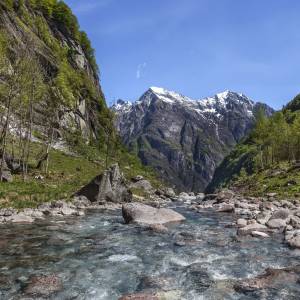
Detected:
[0,206,299,299]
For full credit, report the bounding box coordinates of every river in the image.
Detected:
[0,205,299,299]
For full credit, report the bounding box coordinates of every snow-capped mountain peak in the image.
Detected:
[112,87,265,121]
[111,86,273,192]
[112,99,132,113]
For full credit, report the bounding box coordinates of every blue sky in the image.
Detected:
[64,0,300,109]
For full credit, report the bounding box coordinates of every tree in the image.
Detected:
[291,113,300,161]
[251,108,270,169]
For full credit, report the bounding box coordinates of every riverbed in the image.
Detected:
[0,205,299,299]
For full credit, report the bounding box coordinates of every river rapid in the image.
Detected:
[0,205,299,299]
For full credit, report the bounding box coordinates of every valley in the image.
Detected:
[0,1,299,300]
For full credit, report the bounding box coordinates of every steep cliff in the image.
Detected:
[112,87,273,192]
[0,0,111,145]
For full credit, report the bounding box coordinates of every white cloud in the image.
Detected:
[73,0,112,14]
[136,62,147,79]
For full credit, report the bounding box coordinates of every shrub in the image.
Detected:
[52,1,80,39]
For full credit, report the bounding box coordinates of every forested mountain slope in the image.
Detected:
[207,95,300,198]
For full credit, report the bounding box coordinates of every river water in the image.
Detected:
[0,205,299,299]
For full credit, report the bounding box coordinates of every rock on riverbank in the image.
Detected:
[191,189,300,248]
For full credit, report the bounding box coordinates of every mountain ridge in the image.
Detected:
[112,87,274,192]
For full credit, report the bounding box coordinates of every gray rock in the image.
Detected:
[72,195,91,209]
[251,231,270,238]
[0,208,17,217]
[0,159,13,182]
[234,208,254,218]
[281,200,294,208]
[270,209,290,220]
[147,224,169,234]
[60,207,77,216]
[164,187,176,198]
[178,192,196,202]
[8,213,34,223]
[266,192,277,198]
[132,175,144,182]
[129,179,153,192]
[196,193,205,201]
[234,266,300,292]
[237,222,268,236]
[256,212,271,225]
[267,218,287,229]
[24,274,63,297]
[77,164,132,203]
[289,215,300,229]
[288,235,300,248]
[237,218,247,227]
[285,230,300,241]
[183,263,213,293]
[23,209,44,219]
[122,203,185,225]
[217,204,234,213]
[259,202,276,211]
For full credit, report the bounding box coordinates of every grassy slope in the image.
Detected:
[231,161,300,199]
[0,140,160,209]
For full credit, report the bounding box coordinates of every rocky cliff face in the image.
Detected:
[112,87,273,192]
[0,1,110,145]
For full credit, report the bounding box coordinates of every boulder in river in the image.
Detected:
[122,203,185,225]
[119,290,181,300]
[24,274,63,297]
[234,265,300,293]
[76,164,132,203]
[237,222,269,236]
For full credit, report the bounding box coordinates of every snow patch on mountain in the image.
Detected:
[112,87,257,122]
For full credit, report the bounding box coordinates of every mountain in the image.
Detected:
[112,87,273,192]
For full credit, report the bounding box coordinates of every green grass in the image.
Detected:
[0,140,162,209]
[232,161,300,200]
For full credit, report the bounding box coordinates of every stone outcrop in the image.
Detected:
[122,202,185,225]
[77,164,132,203]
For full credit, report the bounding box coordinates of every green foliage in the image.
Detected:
[285,93,300,112]
[52,1,80,39]
[35,0,57,17]
[250,110,300,166]
[54,59,81,107]
[35,15,53,45]
[2,0,14,10]
[80,31,98,74]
